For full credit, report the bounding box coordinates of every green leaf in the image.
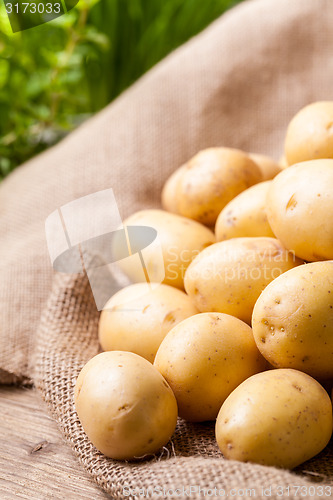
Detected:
[0,59,9,88]
[0,0,244,181]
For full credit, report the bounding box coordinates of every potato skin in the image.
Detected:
[74,351,178,460]
[99,283,198,362]
[215,181,275,241]
[154,313,266,422]
[279,155,289,169]
[266,160,333,261]
[116,209,215,289]
[252,261,333,379]
[249,153,282,180]
[216,369,333,469]
[162,148,261,226]
[285,101,333,165]
[161,165,186,213]
[184,237,302,324]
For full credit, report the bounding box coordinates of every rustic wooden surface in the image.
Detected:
[0,386,110,500]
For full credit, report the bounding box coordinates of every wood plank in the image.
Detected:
[0,386,110,499]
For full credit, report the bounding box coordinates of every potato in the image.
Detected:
[184,237,302,324]
[215,181,275,240]
[279,154,289,169]
[162,148,262,226]
[252,261,333,379]
[285,101,333,165]
[113,209,215,289]
[74,351,178,460]
[266,160,333,261]
[99,283,198,363]
[216,369,333,469]
[249,153,282,180]
[154,312,266,421]
[161,165,186,213]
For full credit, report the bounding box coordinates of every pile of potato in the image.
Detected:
[75,102,333,468]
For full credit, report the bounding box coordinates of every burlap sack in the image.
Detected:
[1,0,333,496]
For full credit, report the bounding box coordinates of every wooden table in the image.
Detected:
[0,386,110,499]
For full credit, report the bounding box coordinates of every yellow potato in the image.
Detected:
[215,181,275,240]
[279,154,289,169]
[266,160,333,261]
[285,101,333,165]
[99,283,198,363]
[216,369,333,469]
[74,351,178,460]
[249,153,282,180]
[154,312,266,422]
[162,148,262,226]
[113,209,215,289]
[252,261,333,379]
[184,237,302,324]
[161,165,186,213]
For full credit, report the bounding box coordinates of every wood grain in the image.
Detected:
[0,386,110,499]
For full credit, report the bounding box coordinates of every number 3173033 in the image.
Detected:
[5,2,61,14]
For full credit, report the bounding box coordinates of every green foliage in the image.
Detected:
[0,0,243,180]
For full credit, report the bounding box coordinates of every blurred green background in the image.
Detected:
[0,0,244,180]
